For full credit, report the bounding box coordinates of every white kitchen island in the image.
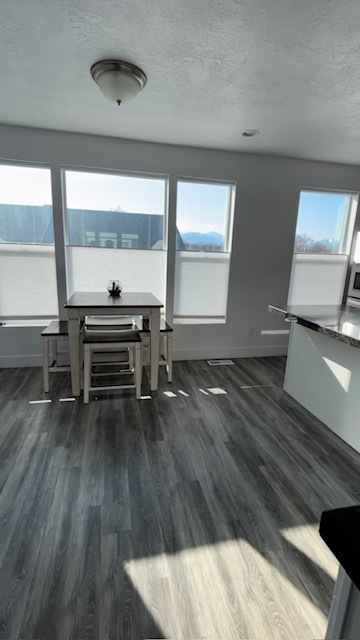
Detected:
[269,303,360,454]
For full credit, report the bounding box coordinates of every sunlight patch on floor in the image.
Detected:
[281,523,338,580]
[125,538,328,639]
[240,384,273,389]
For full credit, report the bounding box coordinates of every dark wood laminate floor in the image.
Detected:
[1,357,360,639]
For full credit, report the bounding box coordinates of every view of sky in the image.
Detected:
[0,165,52,205]
[0,165,232,235]
[65,171,166,215]
[0,165,166,215]
[296,191,348,241]
[0,165,351,241]
[176,182,231,235]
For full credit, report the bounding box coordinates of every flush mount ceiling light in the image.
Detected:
[242,129,260,137]
[90,60,147,106]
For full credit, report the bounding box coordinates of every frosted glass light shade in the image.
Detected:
[91,60,147,105]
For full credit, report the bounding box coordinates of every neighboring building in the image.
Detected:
[0,204,54,244]
[0,204,164,249]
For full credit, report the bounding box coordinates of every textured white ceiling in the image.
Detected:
[2,0,360,163]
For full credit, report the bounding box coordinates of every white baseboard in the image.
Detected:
[0,353,70,368]
[173,344,288,360]
[0,354,44,368]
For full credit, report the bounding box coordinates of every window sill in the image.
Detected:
[0,318,56,328]
[174,317,226,325]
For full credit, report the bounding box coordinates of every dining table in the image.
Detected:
[65,291,163,396]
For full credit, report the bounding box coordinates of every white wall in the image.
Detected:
[1,124,360,366]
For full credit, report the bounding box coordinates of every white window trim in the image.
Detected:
[0,161,59,320]
[176,176,235,254]
[62,166,169,250]
[294,189,358,256]
[174,178,235,323]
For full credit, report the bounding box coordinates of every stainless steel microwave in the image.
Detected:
[348,263,360,300]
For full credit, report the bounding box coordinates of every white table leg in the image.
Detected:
[42,336,49,393]
[135,342,142,399]
[167,334,173,383]
[150,308,160,391]
[68,313,81,396]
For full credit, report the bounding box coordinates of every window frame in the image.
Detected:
[294,188,358,256]
[288,187,359,307]
[62,166,169,252]
[173,177,236,324]
[175,176,235,254]
[0,160,59,320]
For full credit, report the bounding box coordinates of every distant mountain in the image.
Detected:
[181,231,224,247]
[320,238,339,248]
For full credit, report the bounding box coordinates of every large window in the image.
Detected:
[0,164,57,318]
[64,170,168,303]
[294,191,355,255]
[174,180,235,323]
[288,190,358,305]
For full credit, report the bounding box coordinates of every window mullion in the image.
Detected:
[51,165,68,319]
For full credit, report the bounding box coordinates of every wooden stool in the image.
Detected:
[83,329,143,403]
[41,321,70,392]
[139,318,173,382]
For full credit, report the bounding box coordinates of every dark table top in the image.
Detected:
[268,302,360,349]
[320,506,360,591]
[65,291,164,309]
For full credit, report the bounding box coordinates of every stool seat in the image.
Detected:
[141,318,173,333]
[83,329,141,343]
[41,320,69,337]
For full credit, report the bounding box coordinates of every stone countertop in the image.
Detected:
[268,303,360,349]
[320,506,360,591]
